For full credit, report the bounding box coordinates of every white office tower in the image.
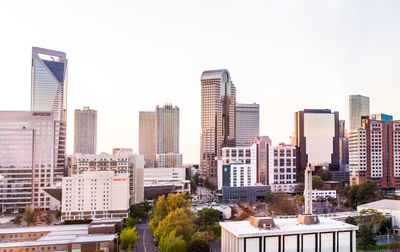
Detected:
[272,143,297,193]
[61,171,130,221]
[69,152,144,204]
[218,146,257,190]
[74,106,97,154]
[236,103,259,147]
[345,95,370,137]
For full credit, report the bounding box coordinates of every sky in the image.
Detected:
[0,1,400,163]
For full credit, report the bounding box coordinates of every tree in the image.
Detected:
[130,204,145,219]
[264,190,276,205]
[23,205,37,226]
[55,209,61,220]
[340,180,382,210]
[358,208,387,233]
[196,208,220,230]
[345,216,357,226]
[124,216,137,229]
[390,240,400,252]
[119,227,138,252]
[155,207,196,242]
[12,216,22,226]
[296,168,305,183]
[191,178,197,194]
[44,211,53,225]
[357,225,377,250]
[159,230,187,252]
[294,183,305,194]
[316,168,332,181]
[149,192,193,234]
[312,175,324,190]
[186,238,211,252]
[192,173,200,185]
[204,178,213,190]
[198,229,215,243]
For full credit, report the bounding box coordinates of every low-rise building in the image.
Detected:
[220,216,357,252]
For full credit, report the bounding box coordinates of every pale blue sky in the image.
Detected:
[0,1,399,163]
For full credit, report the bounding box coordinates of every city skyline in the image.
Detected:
[1,1,400,163]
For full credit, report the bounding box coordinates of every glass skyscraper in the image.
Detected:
[200,69,236,183]
[236,103,260,147]
[345,95,370,137]
[0,111,64,211]
[31,47,68,121]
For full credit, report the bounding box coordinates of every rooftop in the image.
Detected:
[357,199,400,211]
[220,217,357,238]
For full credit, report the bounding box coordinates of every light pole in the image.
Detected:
[385,227,390,245]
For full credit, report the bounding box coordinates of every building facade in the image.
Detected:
[69,152,144,204]
[271,143,297,193]
[138,111,156,167]
[345,95,370,138]
[236,103,259,147]
[349,118,400,191]
[200,69,236,184]
[253,136,274,185]
[155,103,179,154]
[61,171,130,221]
[0,111,64,212]
[74,106,97,154]
[294,109,340,172]
[31,47,68,122]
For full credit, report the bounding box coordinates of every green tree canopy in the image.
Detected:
[119,227,138,252]
[345,216,357,226]
[23,205,37,226]
[191,178,197,194]
[192,173,200,185]
[44,211,53,225]
[159,230,187,252]
[186,238,211,252]
[312,175,324,190]
[196,208,220,230]
[357,225,376,250]
[12,216,22,226]
[315,168,332,181]
[339,180,382,210]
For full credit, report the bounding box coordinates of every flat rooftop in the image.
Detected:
[220,217,358,238]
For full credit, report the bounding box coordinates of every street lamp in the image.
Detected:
[385,227,390,245]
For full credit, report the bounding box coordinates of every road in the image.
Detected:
[134,216,159,252]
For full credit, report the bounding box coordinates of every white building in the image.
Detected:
[156,153,183,168]
[69,152,144,204]
[236,103,259,147]
[271,143,297,193]
[143,167,190,195]
[61,171,129,221]
[311,190,337,201]
[218,146,257,190]
[220,216,357,252]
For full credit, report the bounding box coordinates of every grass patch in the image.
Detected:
[356,244,388,250]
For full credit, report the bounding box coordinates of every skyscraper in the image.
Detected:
[236,103,260,147]
[155,103,179,154]
[0,111,65,211]
[31,47,68,121]
[139,111,156,168]
[345,95,370,137]
[293,109,340,172]
[200,69,236,184]
[74,106,97,154]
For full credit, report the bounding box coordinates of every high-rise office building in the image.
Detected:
[155,103,179,154]
[138,111,156,168]
[0,111,65,211]
[31,47,68,121]
[74,106,97,154]
[349,117,400,191]
[236,103,259,147]
[200,69,236,184]
[293,109,340,172]
[252,136,274,185]
[345,95,370,137]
